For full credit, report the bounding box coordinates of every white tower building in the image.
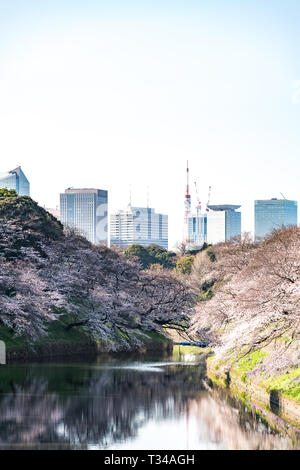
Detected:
[110,206,168,250]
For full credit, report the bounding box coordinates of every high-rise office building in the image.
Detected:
[60,188,108,245]
[206,205,241,244]
[255,198,298,240]
[0,166,30,196]
[188,213,207,246]
[188,205,241,246]
[110,206,168,250]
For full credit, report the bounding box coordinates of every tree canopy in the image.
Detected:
[0,188,63,242]
[175,256,195,275]
[124,244,177,270]
[191,228,300,374]
[0,195,193,346]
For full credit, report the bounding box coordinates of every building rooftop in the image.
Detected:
[64,188,107,194]
[255,198,297,203]
[207,204,241,211]
[111,206,167,217]
[0,166,25,179]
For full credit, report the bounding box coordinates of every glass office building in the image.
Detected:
[0,166,30,196]
[206,205,241,244]
[60,188,108,245]
[188,205,241,246]
[255,199,298,240]
[188,214,207,246]
[110,206,168,250]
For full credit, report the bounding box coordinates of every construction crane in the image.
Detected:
[194,180,201,215]
[183,161,191,243]
[194,180,202,245]
[206,185,212,211]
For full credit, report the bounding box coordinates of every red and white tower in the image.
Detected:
[183,160,191,243]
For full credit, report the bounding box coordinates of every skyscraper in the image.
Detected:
[255,198,298,240]
[110,206,168,250]
[188,205,241,246]
[206,205,241,244]
[0,166,30,196]
[188,213,207,246]
[60,188,108,245]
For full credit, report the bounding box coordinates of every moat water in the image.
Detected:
[0,348,298,450]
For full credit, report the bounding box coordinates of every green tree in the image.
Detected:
[206,249,216,262]
[0,188,19,200]
[175,256,195,275]
[124,244,177,270]
[124,245,153,269]
[146,244,177,269]
[0,189,64,244]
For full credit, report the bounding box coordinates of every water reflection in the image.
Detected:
[0,356,298,450]
[188,392,292,450]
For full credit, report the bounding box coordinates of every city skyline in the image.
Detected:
[1,1,300,248]
[0,162,299,248]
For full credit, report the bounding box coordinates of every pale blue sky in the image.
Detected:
[0,0,299,247]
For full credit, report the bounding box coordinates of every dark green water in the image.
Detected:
[0,351,298,450]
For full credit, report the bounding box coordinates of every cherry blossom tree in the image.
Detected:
[191,227,300,372]
[0,209,194,348]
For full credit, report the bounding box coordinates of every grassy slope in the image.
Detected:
[208,348,300,405]
[0,313,168,356]
[235,350,300,404]
[0,315,93,350]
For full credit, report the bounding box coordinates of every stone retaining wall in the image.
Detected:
[207,362,300,435]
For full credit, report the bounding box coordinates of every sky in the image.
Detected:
[0,0,300,248]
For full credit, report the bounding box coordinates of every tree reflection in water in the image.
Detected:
[0,358,297,450]
[188,390,295,450]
